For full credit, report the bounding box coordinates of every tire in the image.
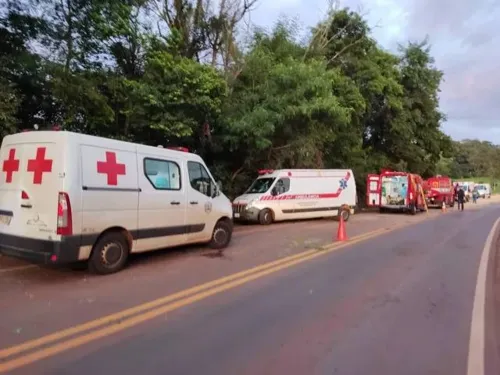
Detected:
[209,219,233,249]
[339,208,350,222]
[88,232,129,275]
[258,209,273,225]
[409,203,417,215]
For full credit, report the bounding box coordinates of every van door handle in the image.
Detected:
[170,201,180,205]
[21,204,32,208]
[190,201,198,205]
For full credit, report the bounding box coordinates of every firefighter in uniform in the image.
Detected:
[457,187,465,211]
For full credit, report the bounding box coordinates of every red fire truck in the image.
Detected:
[366,170,427,214]
[424,175,454,208]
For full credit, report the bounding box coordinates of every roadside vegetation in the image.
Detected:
[0,0,496,200]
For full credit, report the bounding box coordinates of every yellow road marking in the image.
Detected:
[0,225,401,373]
[0,228,384,361]
[0,214,438,372]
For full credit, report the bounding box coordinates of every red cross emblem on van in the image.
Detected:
[97,151,126,185]
[27,147,53,184]
[2,149,20,183]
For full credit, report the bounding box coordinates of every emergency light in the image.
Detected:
[258,169,274,175]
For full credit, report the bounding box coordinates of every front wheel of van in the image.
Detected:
[258,209,273,225]
[88,233,129,275]
[209,220,233,249]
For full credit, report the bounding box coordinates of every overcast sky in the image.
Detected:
[249,0,500,143]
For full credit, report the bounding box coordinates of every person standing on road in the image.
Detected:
[457,187,465,211]
[472,188,478,204]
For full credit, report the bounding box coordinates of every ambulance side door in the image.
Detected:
[271,177,292,219]
[80,144,139,246]
[135,153,187,251]
[185,160,219,243]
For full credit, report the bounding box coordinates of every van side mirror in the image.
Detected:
[211,181,220,198]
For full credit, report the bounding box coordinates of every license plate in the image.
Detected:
[234,213,240,218]
[0,214,11,225]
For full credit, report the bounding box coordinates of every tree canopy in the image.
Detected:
[0,0,487,200]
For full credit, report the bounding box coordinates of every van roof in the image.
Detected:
[3,131,202,161]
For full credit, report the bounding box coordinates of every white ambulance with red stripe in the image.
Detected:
[0,130,233,274]
[232,169,357,225]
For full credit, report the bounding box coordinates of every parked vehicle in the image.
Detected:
[366,170,427,215]
[0,130,233,274]
[474,183,491,199]
[424,175,454,208]
[232,169,357,225]
[454,181,475,202]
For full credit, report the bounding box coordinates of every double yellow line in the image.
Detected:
[0,223,410,373]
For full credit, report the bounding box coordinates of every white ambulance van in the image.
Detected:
[0,130,233,274]
[232,169,357,225]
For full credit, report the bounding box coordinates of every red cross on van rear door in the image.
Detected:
[0,140,61,243]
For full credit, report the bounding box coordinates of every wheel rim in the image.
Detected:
[213,227,228,245]
[100,242,124,268]
[341,210,349,220]
[264,212,271,223]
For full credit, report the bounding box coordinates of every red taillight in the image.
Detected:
[57,192,72,235]
[21,190,29,200]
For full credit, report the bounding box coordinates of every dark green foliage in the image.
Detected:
[0,1,483,201]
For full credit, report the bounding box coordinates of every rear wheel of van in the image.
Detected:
[209,220,233,249]
[258,209,273,225]
[409,203,417,215]
[88,232,129,275]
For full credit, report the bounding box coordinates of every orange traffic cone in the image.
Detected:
[441,201,446,213]
[336,215,348,241]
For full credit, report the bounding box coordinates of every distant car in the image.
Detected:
[474,184,491,199]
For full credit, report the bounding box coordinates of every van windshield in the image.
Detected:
[246,178,275,194]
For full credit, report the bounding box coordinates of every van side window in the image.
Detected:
[188,161,214,197]
[274,178,290,195]
[144,158,181,190]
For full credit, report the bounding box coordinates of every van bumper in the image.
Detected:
[233,207,260,222]
[0,233,80,265]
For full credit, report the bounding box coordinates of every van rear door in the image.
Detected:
[0,137,63,241]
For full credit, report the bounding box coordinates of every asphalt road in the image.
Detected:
[2,201,500,374]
